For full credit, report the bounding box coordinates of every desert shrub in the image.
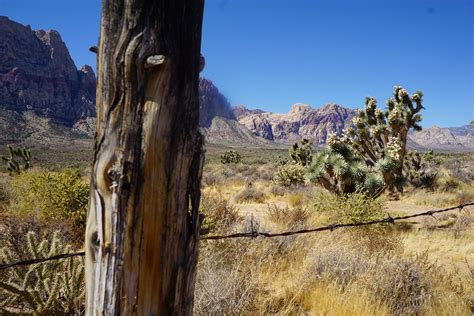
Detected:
[304,242,463,315]
[0,178,9,204]
[266,203,309,229]
[439,176,460,192]
[200,192,242,232]
[312,192,384,224]
[221,166,236,178]
[201,171,223,187]
[220,150,242,164]
[234,186,267,204]
[7,168,89,245]
[270,185,286,196]
[0,231,85,315]
[311,192,401,253]
[453,212,473,238]
[273,163,306,187]
[287,192,304,207]
[8,168,89,223]
[195,240,264,315]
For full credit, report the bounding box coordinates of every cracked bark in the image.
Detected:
[85,1,205,315]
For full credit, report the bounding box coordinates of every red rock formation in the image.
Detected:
[0,16,95,125]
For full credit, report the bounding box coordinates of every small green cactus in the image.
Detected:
[273,163,306,187]
[220,150,242,164]
[289,138,313,166]
[1,145,32,175]
[404,150,438,189]
[0,231,85,315]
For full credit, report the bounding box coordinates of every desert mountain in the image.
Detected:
[198,78,271,145]
[0,16,96,125]
[0,17,472,151]
[234,103,356,145]
[409,124,474,151]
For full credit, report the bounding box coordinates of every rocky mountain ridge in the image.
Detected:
[234,102,356,145]
[0,17,472,151]
[0,16,95,125]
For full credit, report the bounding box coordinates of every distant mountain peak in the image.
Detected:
[289,103,312,115]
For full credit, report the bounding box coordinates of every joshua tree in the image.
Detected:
[0,145,32,175]
[307,86,424,197]
[306,132,384,197]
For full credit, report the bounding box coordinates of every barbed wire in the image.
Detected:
[0,251,85,270]
[1,202,472,270]
[201,201,473,240]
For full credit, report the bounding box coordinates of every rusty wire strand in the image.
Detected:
[1,201,472,270]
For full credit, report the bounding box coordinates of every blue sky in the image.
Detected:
[1,0,472,127]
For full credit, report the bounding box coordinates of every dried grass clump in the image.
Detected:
[234,186,267,204]
[200,191,242,233]
[266,203,309,230]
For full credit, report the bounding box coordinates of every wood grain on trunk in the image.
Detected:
[85,1,205,314]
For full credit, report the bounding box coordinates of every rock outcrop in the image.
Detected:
[199,78,235,127]
[0,16,95,125]
[234,103,356,145]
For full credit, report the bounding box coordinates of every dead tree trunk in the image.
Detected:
[85,1,205,314]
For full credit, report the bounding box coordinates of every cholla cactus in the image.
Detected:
[220,150,242,164]
[273,163,306,187]
[1,145,32,175]
[404,151,438,189]
[0,231,85,315]
[289,138,313,166]
[308,86,424,197]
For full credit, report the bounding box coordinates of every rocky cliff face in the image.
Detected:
[234,103,356,145]
[0,17,95,125]
[199,78,235,127]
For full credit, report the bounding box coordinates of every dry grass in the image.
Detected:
[195,159,474,314]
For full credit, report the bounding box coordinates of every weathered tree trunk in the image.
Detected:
[85,1,205,314]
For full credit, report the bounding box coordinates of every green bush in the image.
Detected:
[8,168,89,223]
[273,163,306,187]
[312,192,384,224]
